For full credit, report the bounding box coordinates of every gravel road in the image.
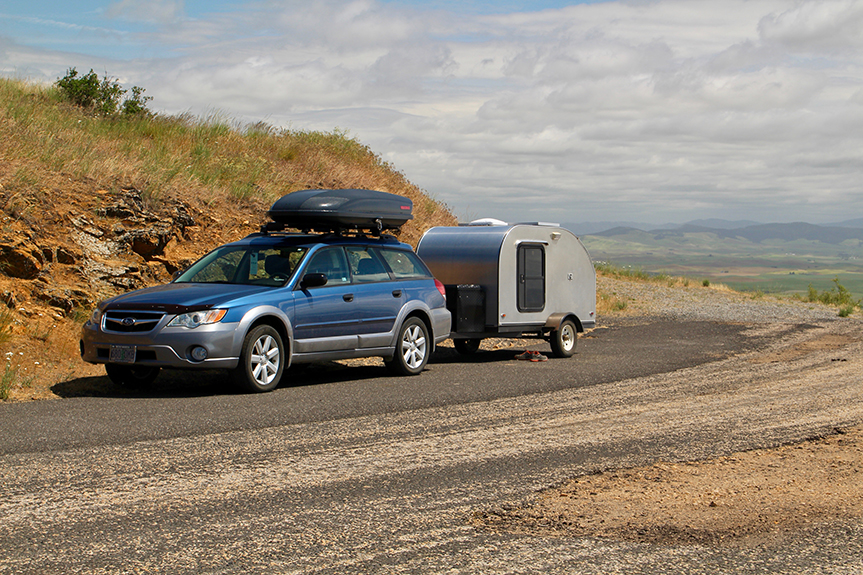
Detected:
[1,279,861,574]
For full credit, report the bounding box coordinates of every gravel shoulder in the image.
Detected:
[475,277,863,548]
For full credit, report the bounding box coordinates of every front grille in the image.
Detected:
[103,310,165,333]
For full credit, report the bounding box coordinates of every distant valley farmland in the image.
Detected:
[577,223,863,300]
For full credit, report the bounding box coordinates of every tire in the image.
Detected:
[105,364,161,387]
[454,338,481,355]
[231,325,285,392]
[549,319,577,358]
[386,317,429,376]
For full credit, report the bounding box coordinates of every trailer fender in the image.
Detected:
[544,312,583,333]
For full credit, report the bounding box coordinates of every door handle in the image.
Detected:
[343,294,354,302]
[392,290,402,298]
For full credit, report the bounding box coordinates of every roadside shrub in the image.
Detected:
[805,278,859,307]
[702,279,710,287]
[838,305,855,318]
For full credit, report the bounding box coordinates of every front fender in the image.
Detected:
[233,305,295,358]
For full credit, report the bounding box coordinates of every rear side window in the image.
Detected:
[347,247,390,283]
[379,248,431,279]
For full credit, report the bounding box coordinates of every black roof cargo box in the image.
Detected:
[267,189,413,233]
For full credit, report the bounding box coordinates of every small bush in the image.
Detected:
[702,279,710,287]
[839,305,855,318]
[121,86,153,116]
[56,67,151,116]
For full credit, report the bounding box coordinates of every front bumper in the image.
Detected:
[80,319,242,370]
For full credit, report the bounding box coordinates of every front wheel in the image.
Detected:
[231,325,285,393]
[386,317,429,376]
[105,364,161,387]
[549,319,577,358]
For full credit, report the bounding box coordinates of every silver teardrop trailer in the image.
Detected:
[416,220,596,357]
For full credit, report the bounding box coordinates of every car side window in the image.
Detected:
[346,247,391,283]
[378,248,430,279]
[303,247,350,286]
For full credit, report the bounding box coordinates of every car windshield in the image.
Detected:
[174,245,309,286]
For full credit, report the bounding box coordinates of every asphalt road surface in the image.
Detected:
[1,318,861,574]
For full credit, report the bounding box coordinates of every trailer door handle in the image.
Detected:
[392,290,402,298]
[343,294,354,302]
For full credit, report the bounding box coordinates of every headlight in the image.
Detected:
[89,308,103,324]
[168,309,228,328]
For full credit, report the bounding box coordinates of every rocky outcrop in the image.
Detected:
[0,187,205,316]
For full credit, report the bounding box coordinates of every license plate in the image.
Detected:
[109,345,136,364]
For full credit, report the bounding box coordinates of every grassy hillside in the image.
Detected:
[0,76,455,400]
[0,77,454,244]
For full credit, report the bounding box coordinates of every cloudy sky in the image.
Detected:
[2,0,863,225]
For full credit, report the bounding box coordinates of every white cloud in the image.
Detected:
[105,0,186,24]
[3,0,863,224]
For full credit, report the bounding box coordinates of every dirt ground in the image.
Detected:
[472,320,863,549]
[474,426,863,547]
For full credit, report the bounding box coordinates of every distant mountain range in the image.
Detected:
[564,218,863,239]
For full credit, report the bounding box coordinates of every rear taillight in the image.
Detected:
[434,278,447,299]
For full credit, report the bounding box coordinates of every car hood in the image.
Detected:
[101,283,278,313]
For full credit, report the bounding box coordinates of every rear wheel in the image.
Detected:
[231,325,285,392]
[105,364,161,387]
[454,338,482,355]
[386,317,429,375]
[549,319,577,358]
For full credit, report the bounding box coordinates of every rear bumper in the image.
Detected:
[431,307,451,345]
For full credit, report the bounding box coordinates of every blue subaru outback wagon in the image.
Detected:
[80,229,451,392]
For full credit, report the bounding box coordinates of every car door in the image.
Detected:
[291,246,359,352]
[345,246,403,348]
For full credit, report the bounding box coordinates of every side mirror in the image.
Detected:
[171,269,186,282]
[300,273,328,289]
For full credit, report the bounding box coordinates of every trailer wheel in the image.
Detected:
[454,338,482,355]
[386,317,429,375]
[550,319,577,358]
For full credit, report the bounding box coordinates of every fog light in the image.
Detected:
[190,346,208,361]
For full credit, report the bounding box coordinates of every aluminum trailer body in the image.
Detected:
[416,222,596,357]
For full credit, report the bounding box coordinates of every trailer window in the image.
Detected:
[517,244,545,312]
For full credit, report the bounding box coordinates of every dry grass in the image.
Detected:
[0,77,454,246]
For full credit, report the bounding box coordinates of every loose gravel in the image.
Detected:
[598,276,845,324]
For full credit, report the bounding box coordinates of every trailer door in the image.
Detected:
[517,243,545,312]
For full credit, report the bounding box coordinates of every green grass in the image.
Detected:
[0,364,15,401]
